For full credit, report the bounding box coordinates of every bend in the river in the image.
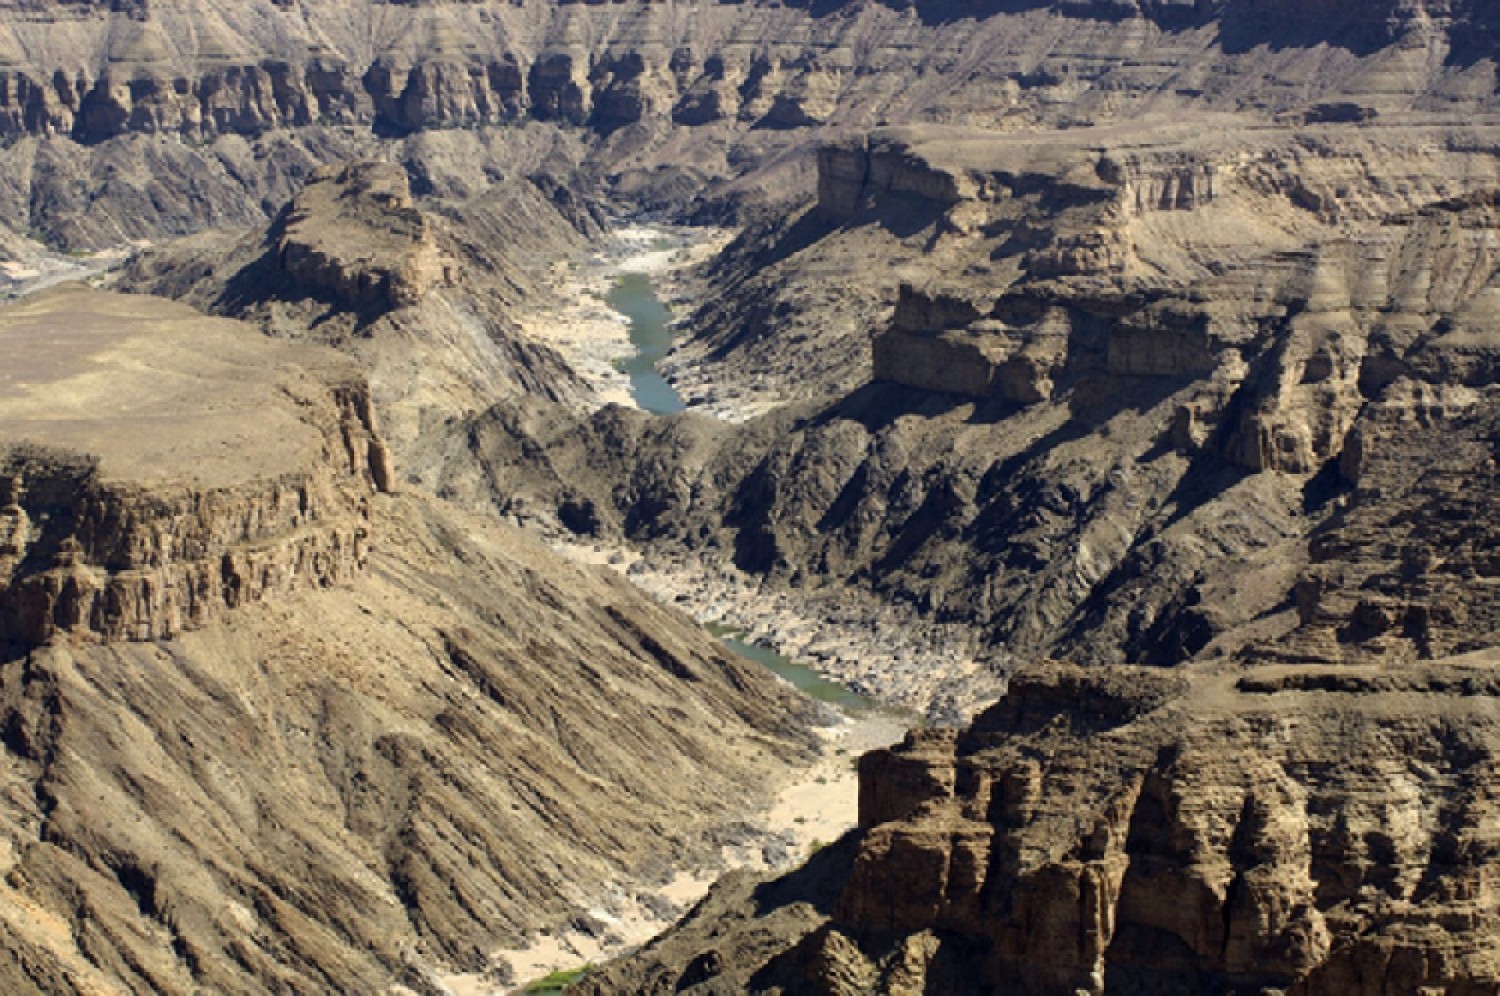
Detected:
[608,268,686,415]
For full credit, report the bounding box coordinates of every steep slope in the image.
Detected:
[0,285,818,993]
[447,136,1500,703]
[9,1,1500,990]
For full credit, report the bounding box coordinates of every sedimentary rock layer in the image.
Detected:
[5,0,1500,245]
[120,158,592,472]
[580,657,1500,994]
[0,283,389,648]
[452,202,1500,692]
[0,284,819,993]
[1,0,1496,143]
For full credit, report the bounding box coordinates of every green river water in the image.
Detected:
[607,270,686,415]
[605,238,875,713]
[706,624,878,713]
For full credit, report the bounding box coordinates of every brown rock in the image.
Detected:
[589,657,1500,993]
[0,282,821,994]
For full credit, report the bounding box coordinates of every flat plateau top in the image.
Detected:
[0,283,355,490]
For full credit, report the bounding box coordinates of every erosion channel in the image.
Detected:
[496,227,902,992]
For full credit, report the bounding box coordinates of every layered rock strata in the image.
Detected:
[451,181,1500,686]
[273,160,459,313]
[0,283,389,649]
[2,0,1496,145]
[581,657,1500,994]
[0,284,820,993]
[6,0,1500,246]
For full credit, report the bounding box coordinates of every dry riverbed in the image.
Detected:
[457,708,905,995]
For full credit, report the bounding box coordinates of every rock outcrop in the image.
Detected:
[273,160,459,313]
[581,657,1500,994]
[0,283,388,649]
[120,158,593,474]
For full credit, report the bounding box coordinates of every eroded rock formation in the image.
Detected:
[581,658,1500,994]
[274,160,459,312]
[456,124,1500,695]
[5,0,1500,246]
[0,283,389,648]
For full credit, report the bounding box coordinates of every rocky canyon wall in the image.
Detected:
[0,0,1495,143]
[455,139,1500,683]
[2,0,1500,246]
[0,283,390,651]
[581,657,1500,994]
[0,283,822,993]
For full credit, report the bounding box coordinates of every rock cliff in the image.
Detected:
[451,181,1500,693]
[274,159,459,312]
[0,283,389,649]
[0,284,820,993]
[677,118,1500,408]
[1,0,1495,145]
[5,0,1500,246]
[581,657,1500,994]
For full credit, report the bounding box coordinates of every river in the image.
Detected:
[600,250,879,710]
[601,240,877,712]
[485,228,905,993]
[607,270,687,415]
[708,625,879,713]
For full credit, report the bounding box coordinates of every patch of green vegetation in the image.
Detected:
[524,964,591,993]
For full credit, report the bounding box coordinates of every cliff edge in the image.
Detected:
[0,284,820,993]
[582,657,1500,994]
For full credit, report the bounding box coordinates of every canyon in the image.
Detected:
[0,282,823,993]
[1,0,1500,993]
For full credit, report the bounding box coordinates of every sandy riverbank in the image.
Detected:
[3,244,138,301]
[437,706,906,995]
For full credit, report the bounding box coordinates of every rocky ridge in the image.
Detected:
[682,118,1500,406]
